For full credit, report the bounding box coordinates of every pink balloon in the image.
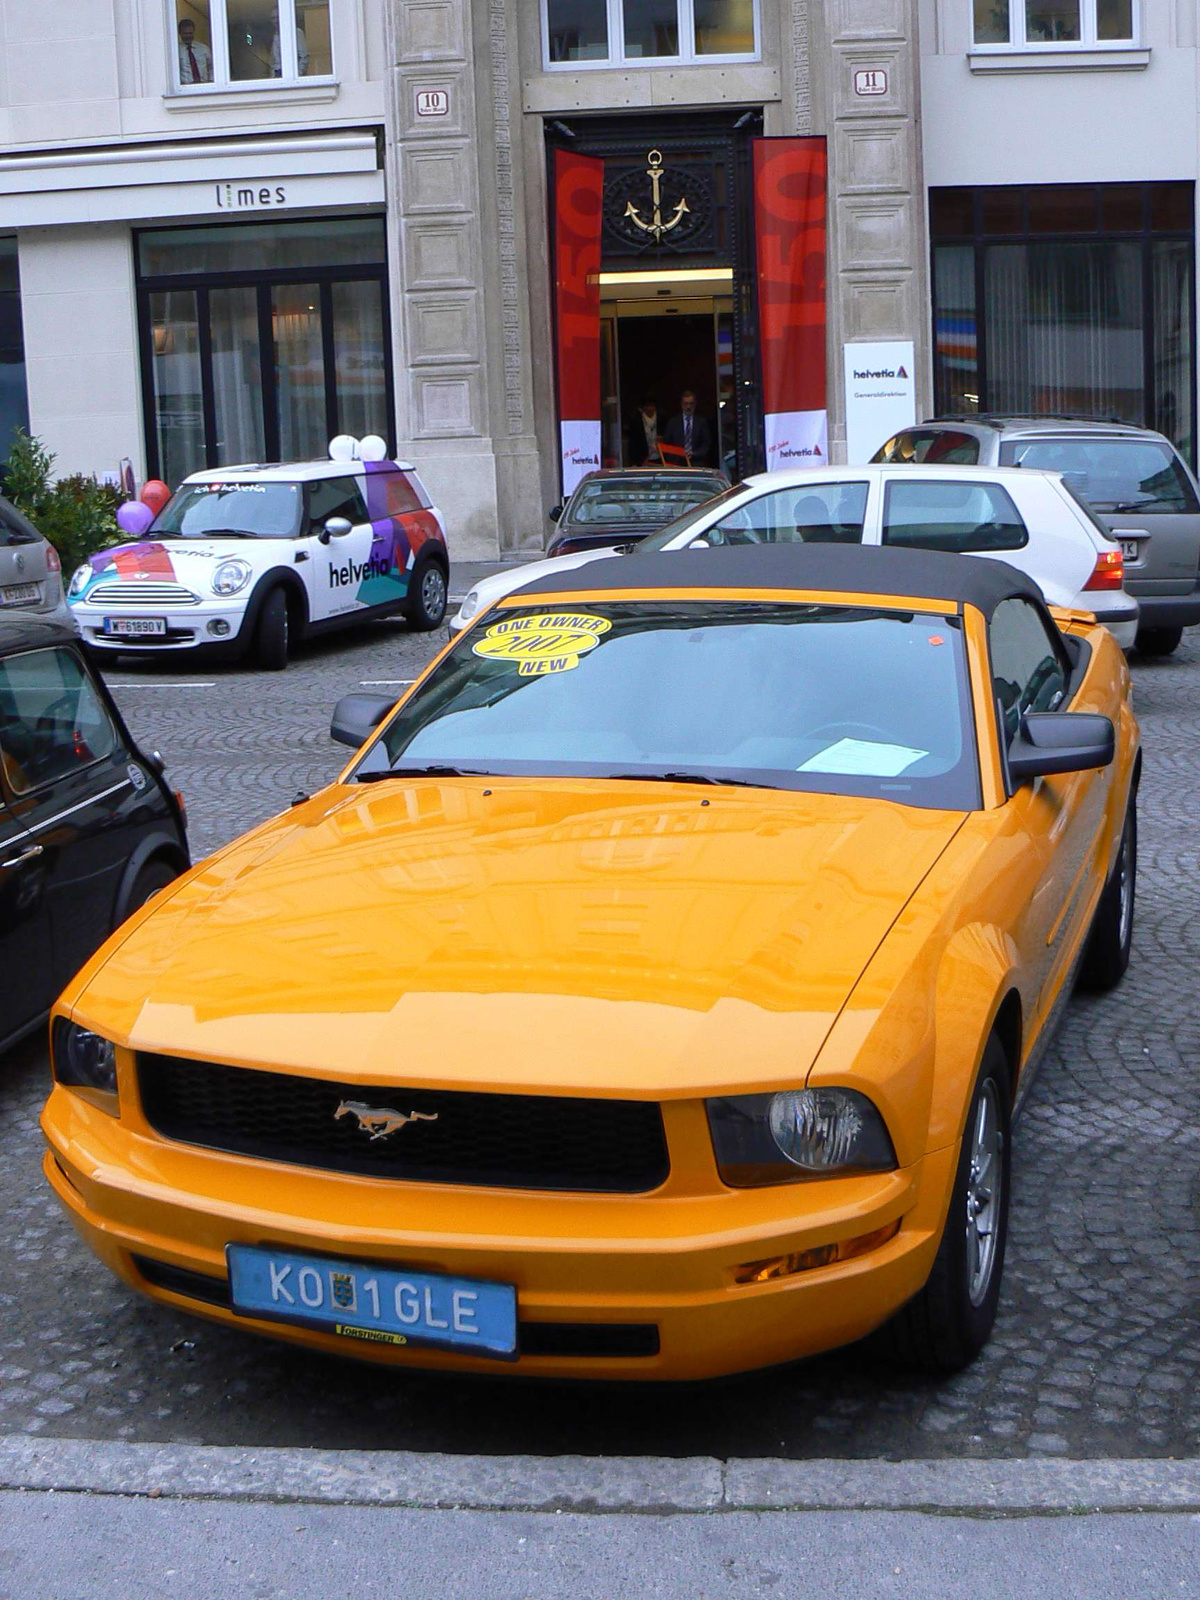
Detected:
[117,501,154,538]
[140,480,171,515]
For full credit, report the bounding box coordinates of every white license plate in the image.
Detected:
[103,616,167,637]
[0,583,40,606]
[1118,538,1142,562]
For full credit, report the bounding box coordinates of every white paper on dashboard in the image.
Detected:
[799,738,927,777]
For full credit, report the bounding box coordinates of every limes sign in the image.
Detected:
[472,612,612,677]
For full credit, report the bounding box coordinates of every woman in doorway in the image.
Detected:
[627,396,663,466]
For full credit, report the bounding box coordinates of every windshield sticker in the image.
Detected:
[194,483,269,494]
[799,738,927,778]
[472,612,612,677]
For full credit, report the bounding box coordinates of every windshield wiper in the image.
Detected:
[191,528,260,538]
[1091,500,1153,514]
[604,769,777,790]
[356,764,482,782]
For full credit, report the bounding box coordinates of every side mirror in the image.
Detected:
[330,692,395,750]
[145,749,166,775]
[319,517,353,546]
[1007,712,1114,784]
[549,505,563,523]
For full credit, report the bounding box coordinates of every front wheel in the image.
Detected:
[1136,626,1183,657]
[1079,795,1137,991]
[882,1037,1011,1373]
[404,559,448,632]
[255,587,289,671]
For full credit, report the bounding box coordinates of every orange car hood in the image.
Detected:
[80,780,965,1098]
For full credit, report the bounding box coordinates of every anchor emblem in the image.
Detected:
[623,150,691,244]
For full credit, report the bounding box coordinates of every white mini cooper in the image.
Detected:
[68,448,450,671]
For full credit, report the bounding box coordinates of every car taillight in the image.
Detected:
[44,546,61,573]
[1084,549,1124,591]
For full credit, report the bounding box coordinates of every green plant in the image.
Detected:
[2,428,122,575]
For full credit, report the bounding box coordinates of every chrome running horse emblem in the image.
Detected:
[334,1100,439,1143]
[624,150,691,244]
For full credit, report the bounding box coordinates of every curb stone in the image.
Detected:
[1,1438,1199,1514]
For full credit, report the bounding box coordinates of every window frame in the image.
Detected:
[541,0,761,71]
[971,0,1140,52]
[168,0,336,96]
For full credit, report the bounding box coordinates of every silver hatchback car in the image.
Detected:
[874,418,1200,656]
[0,494,71,628]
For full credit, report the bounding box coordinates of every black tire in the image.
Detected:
[404,558,448,632]
[1079,794,1137,992]
[120,858,178,925]
[882,1036,1011,1373]
[255,587,289,671]
[1136,626,1183,658]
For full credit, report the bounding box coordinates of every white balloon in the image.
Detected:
[358,435,389,462]
[328,434,360,462]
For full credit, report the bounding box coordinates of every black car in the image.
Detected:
[0,614,189,1053]
[547,468,730,557]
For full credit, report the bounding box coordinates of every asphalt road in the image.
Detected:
[2,604,1199,1460]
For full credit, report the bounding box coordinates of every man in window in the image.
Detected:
[178,17,213,84]
[271,22,310,76]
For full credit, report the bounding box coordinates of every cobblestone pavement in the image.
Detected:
[1,613,1198,1459]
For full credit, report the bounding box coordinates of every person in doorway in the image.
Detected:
[177,17,213,84]
[627,396,663,466]
[664,390,714,467]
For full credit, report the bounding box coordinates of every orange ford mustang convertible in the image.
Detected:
[42,545,1139,1381]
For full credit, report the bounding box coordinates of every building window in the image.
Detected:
[544,0,758,67]
[930,183,1195,464]
[0,240,28,465]
[136,217,391,485]
[972,0,1135,47]
[173,0,333,91]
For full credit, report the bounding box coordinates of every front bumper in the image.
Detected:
[42,1084,954,1382]
[71,599,250,654]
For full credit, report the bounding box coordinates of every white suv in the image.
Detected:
[69,453,450,670]
[451,464,1138,648]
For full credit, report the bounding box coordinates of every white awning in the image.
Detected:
[0,131,384,228]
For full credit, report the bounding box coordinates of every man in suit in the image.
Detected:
[664,391,714,467]
[177,17,213,84]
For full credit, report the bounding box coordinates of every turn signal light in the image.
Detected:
[1083,549,1124,591]
[731,1220,901,1285]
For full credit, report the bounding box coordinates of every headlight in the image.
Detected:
[68,564,91,598]
[52,1018,118,1100]
[212,559,253,597]
[459,589,480,623]
[707,1088,896,1187]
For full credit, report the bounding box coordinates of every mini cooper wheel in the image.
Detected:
[1136,626,1183,658]
[255,587,289,671]
[121,859,179,924]
[1079,794,1137,992]
[405,558,448,632]
[883,1036,1011,1373]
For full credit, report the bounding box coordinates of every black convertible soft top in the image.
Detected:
[0,611,78,653]
[515,542,1045,619]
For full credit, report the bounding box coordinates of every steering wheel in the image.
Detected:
[807,721,896,745]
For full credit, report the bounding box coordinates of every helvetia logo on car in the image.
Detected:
[330,553,394,588]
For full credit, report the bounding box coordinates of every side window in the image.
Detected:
[882,480,1028,552]
[307,477,369,530]
[0,648,118,797]
[873,430,980,465]
[699,483,868,547]
[379,471,426,518]
[989,599,1069,746]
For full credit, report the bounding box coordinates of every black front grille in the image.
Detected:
[137,1053,670,1194]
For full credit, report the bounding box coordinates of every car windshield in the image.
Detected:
[1001,438,1200,514]
[636,484,750,551]
[154,482,303,539]
[562,476,726,529]
[353,600,979,810]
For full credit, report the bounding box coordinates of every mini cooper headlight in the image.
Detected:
[68,564,91,598]
[707,1088,896,1187]
[459,589,481,623]
[212,558,253,597]
[52,1018,118,1099]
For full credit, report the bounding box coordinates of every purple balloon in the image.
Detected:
[117,501,154,538]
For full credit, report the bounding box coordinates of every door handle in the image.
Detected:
[0,843,43,870]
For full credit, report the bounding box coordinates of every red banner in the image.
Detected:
[553,148,604,495]
[753,137,827,471]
